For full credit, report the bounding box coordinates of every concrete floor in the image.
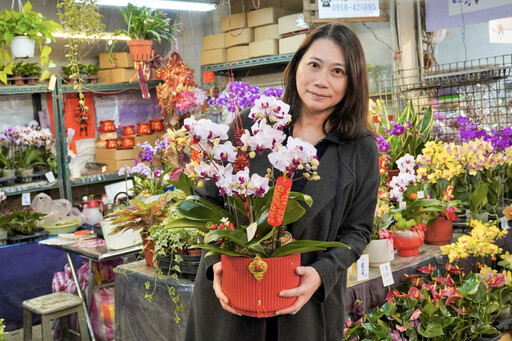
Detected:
[4,324,42,341]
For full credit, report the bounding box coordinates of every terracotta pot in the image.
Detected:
[12,76,24,86]
[393,230,425,257]
[425,215,453,245]
[137,122,152,135]
[106,138,119,149]
[100,120,116,133]
[120,136,134,148]
[221,253,300,317]
[122,125,135,136]
[141,234,155,267]
[187,249,202,256]
[149,119,165,132]
[127,40,153,62]
[364,239,394,267]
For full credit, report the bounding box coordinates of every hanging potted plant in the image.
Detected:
[112,3,179,62]
[0,1,62,84]
[110,3,179,99]
[57,0,105,112]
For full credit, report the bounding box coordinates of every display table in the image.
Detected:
[114,261,194,341]
[41,238,143,341]
[0,242,82,331]
[114,231,512,341]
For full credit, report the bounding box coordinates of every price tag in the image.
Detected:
[500,216,510,230]
[318,0,380,19]
[45,171,56,183]
[379,262,394,287]
[48,74,57,91]
[22,193,31,206]
[399,201,406,209]
[357,254,370,281]
[417,191,424,199]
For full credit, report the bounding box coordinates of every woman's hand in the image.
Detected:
[275,266,321,315]
[212,261,241,316]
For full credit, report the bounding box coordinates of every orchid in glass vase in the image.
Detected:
[164,93,348,258]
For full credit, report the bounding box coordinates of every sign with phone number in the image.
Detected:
[318,0,380,19]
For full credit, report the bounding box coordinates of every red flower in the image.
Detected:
[445,263,463,275]
[418,264,436,274]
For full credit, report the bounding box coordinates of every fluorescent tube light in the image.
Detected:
[95,0,216,12]
[52,32,131,40]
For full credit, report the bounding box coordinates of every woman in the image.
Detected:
[184,23,379,341]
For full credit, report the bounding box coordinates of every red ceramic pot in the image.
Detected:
[137,122,152,135]
[425,215,453,245]
[149,119,165,132]
[122,125,135,136]
[106,138,119,149]
[100,120,116,133]
[221,253,300,317]
[393,230,425,257]
[120,136,134,148]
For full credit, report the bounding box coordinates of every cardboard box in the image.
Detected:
[95,159,135,172]
[279,33,306,54]
[228,0,303,13]
[224,28,253,47]
[247,7,293,28]
[278,13,309,35]
[249,39,279,58]
[227,45,250,62]
[201,48,226,65]
[95,148,139,161]
[220,12,247,32]
[134,133,162,147]
[202,33,226,51]
[99,52,133,69]
[254,24,280,41]
[98,68,136,84]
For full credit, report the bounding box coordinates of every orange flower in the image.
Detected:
[503,204,512,220]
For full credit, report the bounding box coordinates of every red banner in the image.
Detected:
[267,176,292,227]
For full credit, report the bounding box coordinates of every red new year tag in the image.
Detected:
[443,184,454,201]
[190,141,201,164]
[267,176,292,226]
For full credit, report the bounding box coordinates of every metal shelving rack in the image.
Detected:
[201,53,294,77]
[55,78,161,201]
[0,83,66,198]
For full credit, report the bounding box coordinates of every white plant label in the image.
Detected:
[380,262,394,287]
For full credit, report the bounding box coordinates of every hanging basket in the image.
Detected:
[221,253,300,318]
[10,36,36,58]
[127,40,153,62]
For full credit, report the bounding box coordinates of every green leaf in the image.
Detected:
[270,240,349,258]
[419,323,444,338]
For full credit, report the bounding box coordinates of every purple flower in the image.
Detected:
[389,331,407,341]
[391,122,406,136]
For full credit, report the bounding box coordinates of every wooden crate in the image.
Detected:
[303,0,390,24]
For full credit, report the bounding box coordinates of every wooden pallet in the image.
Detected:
[303,0,390,24]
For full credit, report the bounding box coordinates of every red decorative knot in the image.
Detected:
[234,153,250,172]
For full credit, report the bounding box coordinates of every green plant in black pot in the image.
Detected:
[0,208,46,235]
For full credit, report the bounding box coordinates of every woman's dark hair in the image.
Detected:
[282,23,371,140]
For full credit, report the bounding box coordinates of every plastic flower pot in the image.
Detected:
[10,36,35,58]
[425,215,453,245]
[364,239,394,267]
[221,253,300,318]
[393,230,424,257]
[127,40,153,62]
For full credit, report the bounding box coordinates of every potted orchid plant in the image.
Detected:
[163,88,348,317]
[372,99,434,173]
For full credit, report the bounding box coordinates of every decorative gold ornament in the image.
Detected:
[248,255,268,281]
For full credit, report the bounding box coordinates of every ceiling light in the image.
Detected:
[52,32,131,40]
[95,0,216,12]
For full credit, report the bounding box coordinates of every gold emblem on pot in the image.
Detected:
[248,255,268,281]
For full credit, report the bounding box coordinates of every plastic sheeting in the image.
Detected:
[114,261,194,341]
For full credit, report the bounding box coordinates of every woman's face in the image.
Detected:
[296,38,347,118]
